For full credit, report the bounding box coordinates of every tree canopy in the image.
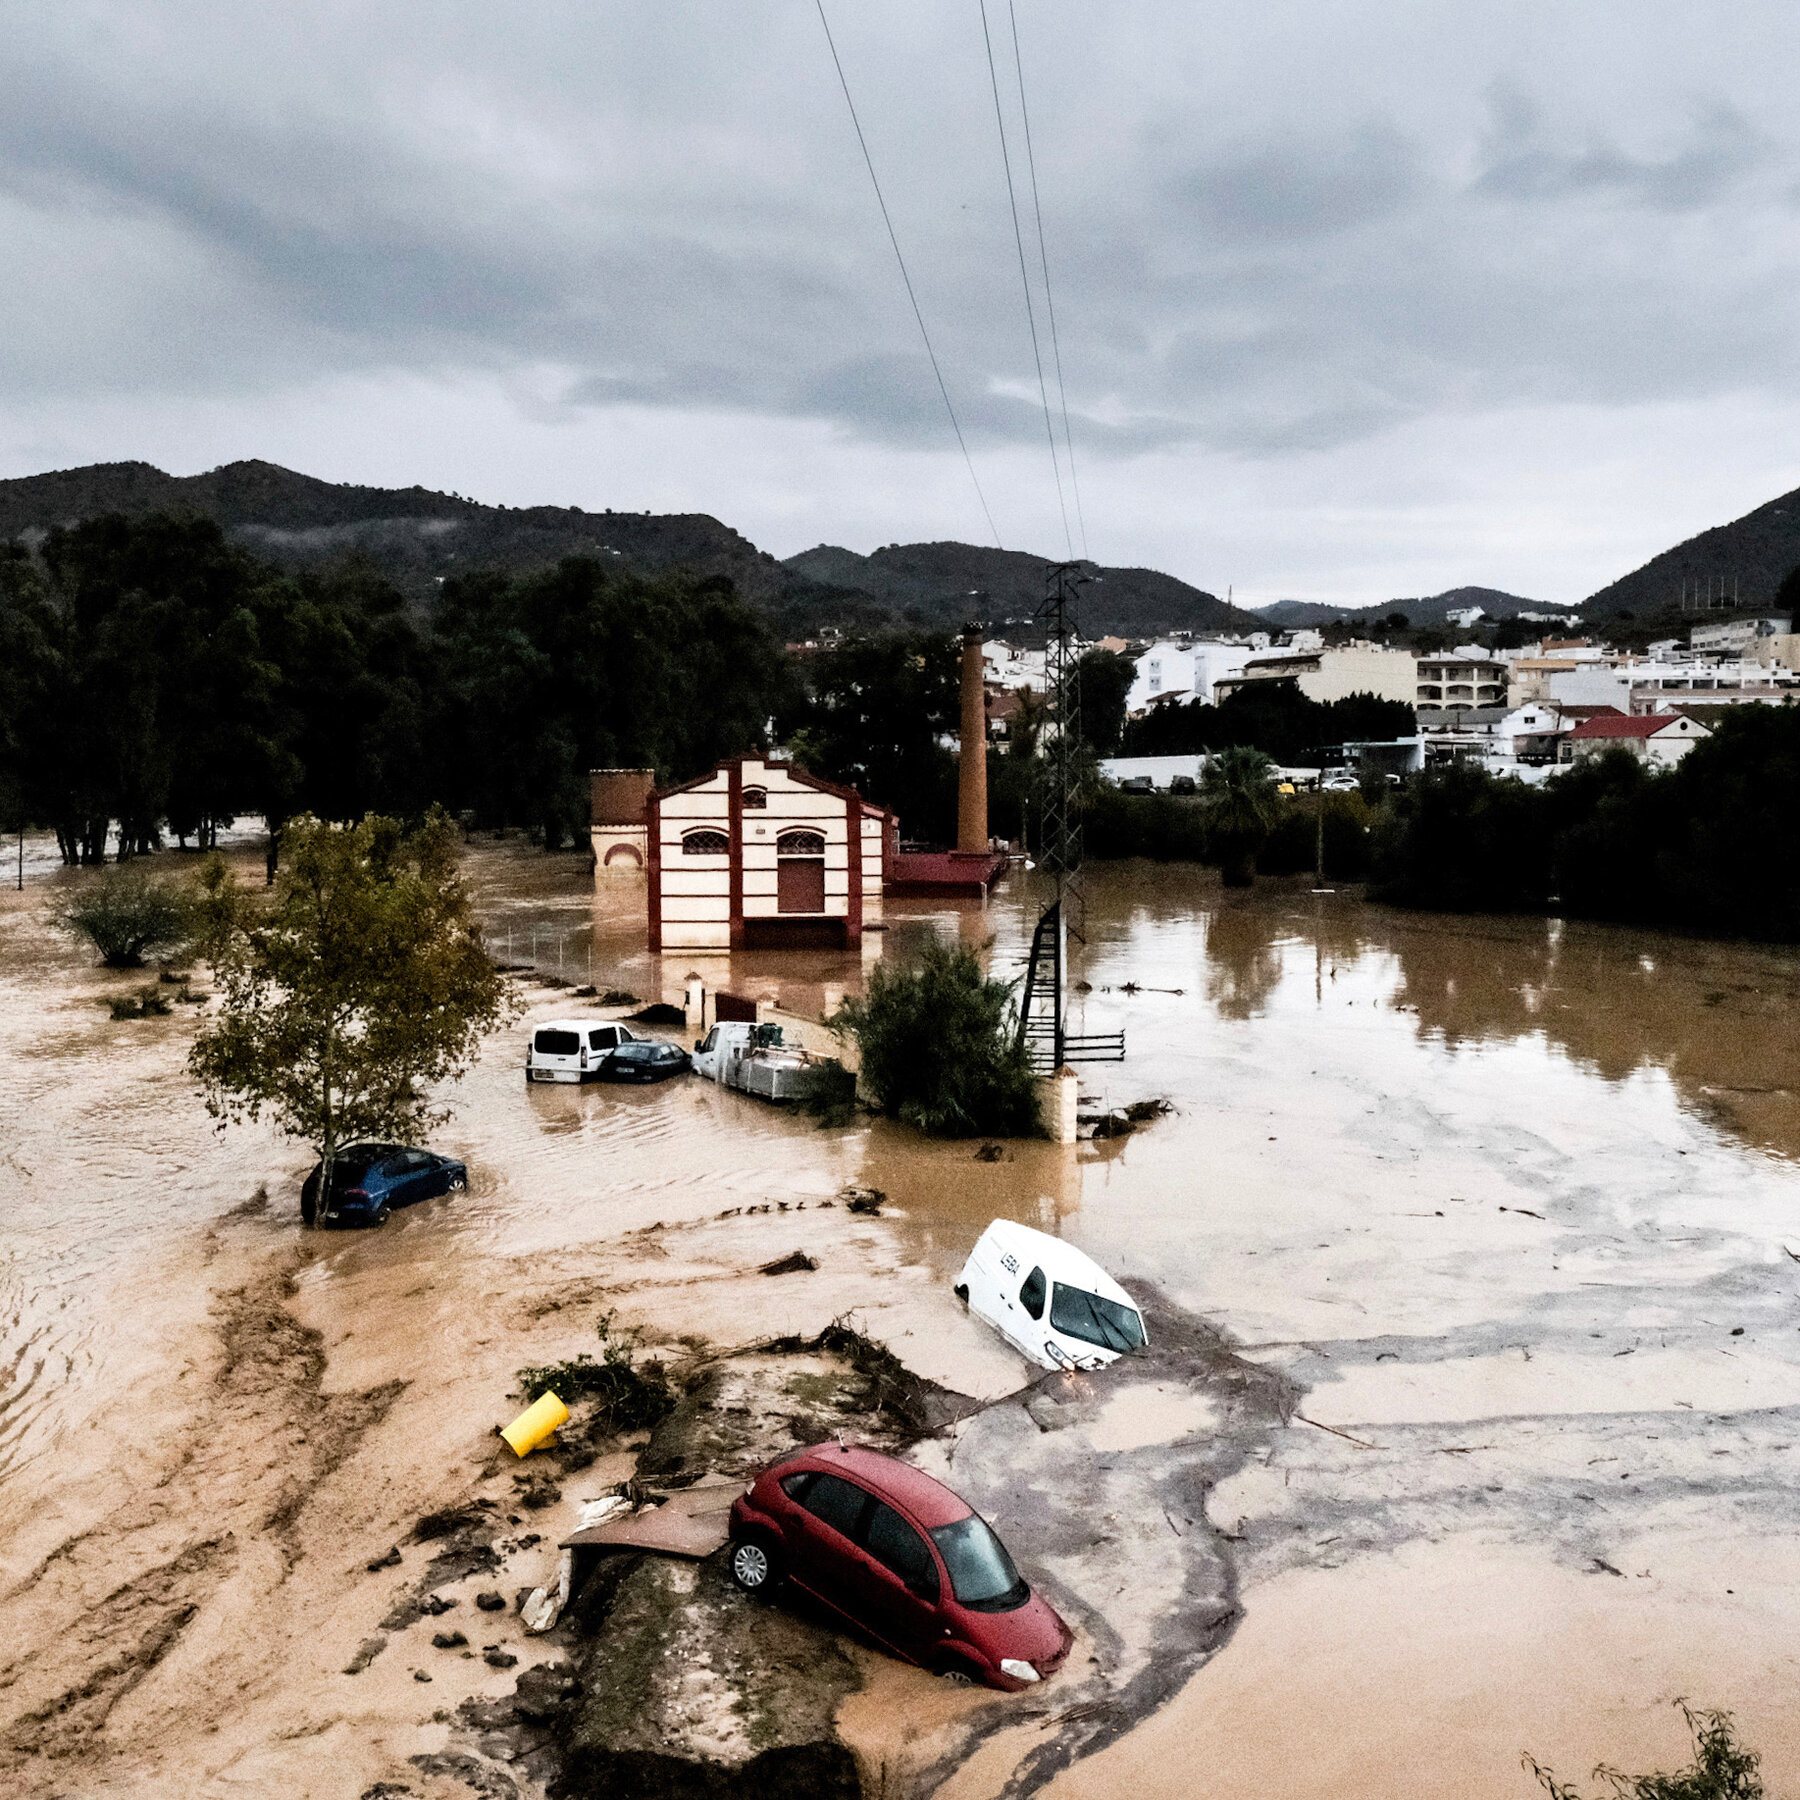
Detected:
[187,809,516,1216]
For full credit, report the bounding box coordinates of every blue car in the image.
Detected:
[300,1143,468,1227]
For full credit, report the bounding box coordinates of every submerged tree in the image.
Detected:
[1200,745,1280,886]
[832,938,1041,1138]
[188,809,517,1224]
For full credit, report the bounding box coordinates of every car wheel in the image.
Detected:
[934,1657,983,1686]
[729,1536,781,1595]
[448,1172,467,1192]
[369,1205,391,1228]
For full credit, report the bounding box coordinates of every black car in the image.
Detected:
[300,1143,468,1227]
[597,1040,691,1084]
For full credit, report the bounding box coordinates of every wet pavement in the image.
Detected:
[4,835,1800,1795]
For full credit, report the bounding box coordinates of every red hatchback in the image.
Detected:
[727,1443,1073,1691]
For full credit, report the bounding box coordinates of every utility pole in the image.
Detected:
[1017,560,1121,1073]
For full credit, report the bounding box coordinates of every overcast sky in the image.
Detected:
[4,2,1799,605]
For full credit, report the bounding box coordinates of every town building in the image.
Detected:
[590,768,655,872]
[1689,614,1792,658]
[1213,642,1416,708]
[645,756,893,952]
[1563,713,1711,767]
[1417,649,1507,717]
[1124,638,1251,714]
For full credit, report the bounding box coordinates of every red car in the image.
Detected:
[727,1443,1073,1691]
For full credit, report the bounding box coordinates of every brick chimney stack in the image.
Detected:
[957,625,988,853]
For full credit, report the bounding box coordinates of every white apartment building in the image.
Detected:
[1125,638,1253,714]
[1689,615,1791,658]
[1214,642,1417,707]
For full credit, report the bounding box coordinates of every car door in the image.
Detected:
[853,1500,944,1662]
[388,1151,433,1206]
[778,1471,873,1619]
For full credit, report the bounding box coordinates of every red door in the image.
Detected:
[777,857,825,913]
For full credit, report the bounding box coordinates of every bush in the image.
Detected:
[1260,792,1375,878]
[516,1311,674,1433]
[1369,764,1552,913]
[832,938,1041,1138]
[1524,1699,1762,1800]
[1082,787,1211,861]
[54,866,194,966]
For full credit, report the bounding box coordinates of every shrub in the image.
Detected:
[55,866,195,967]
[1369,764,1552,913]
[1082,787,1211,861]
[1524,1699,1762,1800]
[832,939,1041,1138]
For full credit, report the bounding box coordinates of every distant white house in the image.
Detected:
[1444,605,1486,629]
[1124,639,1252,715]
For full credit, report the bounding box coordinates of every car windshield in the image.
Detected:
[611,1042,656,1059]
[929,1514,1028,1612]
[534,1029,580,1055]
[1049,1284,1145,1353]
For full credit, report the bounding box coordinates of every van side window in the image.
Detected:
[589,1028,616,1050]
[863,1502,939,1598]
[1020,1267,1046,1319]
[700,1029,718,1052]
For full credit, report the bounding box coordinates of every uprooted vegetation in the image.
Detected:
[515,1310,676,1437]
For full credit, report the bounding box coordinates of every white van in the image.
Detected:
[954,1219,1147,1371]
[525,1018,642,1084]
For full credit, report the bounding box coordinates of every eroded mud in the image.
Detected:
[6,839,1800,1797]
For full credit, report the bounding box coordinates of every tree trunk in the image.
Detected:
[1220,843,1257,888]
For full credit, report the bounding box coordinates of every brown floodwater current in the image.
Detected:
[4,836,1800,1797]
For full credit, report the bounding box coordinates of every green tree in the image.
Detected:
[1525,1699,1762,1800]
[188,810,517,1224]
[1368,763,1551,913]
[777,631,960,841]
[831,938,1040,1138]
[1072,648,1136,755]
[1200,746,1280,886]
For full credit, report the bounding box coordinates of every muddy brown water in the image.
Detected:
[4,836,1800,1796]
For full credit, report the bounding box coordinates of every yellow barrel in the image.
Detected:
[501,1391,569,1458]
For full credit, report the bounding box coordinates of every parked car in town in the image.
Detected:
[597,1040,691,1084]
[728,1442,1073,1690]
[526,1018,643,1084]
[1117,774,1155,794]
[1168,774,1197,795]
[956,1219,1147,1371]
[300,1143,468,1227]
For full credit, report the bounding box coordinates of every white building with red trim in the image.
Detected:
[647,756,894,951]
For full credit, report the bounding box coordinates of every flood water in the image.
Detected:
[4,834,1800,1796]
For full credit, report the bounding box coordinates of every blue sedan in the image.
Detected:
[300,1143,468,1227]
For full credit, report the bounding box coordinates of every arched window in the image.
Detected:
[741,786,767,809]
[776,830,825,856]
[681,829,729,855]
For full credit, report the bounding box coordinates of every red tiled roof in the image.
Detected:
[1553,704,1626,722]
[1568,714,1688,740]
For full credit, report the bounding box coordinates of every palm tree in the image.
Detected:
[1200,745,1280,886]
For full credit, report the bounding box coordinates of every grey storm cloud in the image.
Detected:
[2,1,1799,462]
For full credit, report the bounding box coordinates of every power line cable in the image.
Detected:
[976,0,1073,559]
[1006,0,1088,560]
[813,0,1001,549]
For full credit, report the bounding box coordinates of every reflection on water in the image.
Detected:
[8,840,1800,1496]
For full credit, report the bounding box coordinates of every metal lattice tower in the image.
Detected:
[1017,561,1122,1070]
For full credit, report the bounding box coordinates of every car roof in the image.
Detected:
[536,1017,617,1032]
[971,1219,1139,1312]
[779,1444,973,1530]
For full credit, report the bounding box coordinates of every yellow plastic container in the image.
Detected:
[501,1391,569,1458]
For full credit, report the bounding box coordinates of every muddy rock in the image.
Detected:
[559,1555,862,1800]
[343,1636,388,1675]
[366,1545,402,1571]
[484,1648,520,1669]
[432,1630,469,1649]
[476,1590,508,1612]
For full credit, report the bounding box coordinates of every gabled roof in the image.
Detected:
[651,752,892,816]
[1569,713,1706,740]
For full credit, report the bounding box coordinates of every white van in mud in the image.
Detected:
[954,1220,1147,1371]
[525,1018,642,1084]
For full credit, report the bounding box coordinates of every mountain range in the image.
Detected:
[4,458,1799,641]
[0,460,1253,641]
